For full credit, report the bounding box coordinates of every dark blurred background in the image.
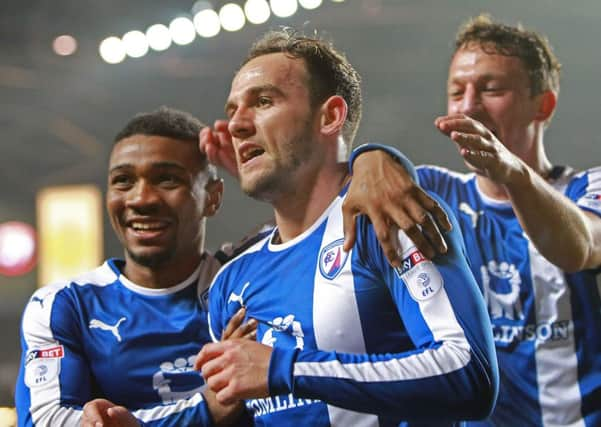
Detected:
[1,0,600,406]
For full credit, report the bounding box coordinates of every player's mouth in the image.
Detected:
[238,142,265,165]
[126,219,171,240]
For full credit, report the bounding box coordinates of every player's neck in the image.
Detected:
[123,254,203,289]
[272,165,347,243]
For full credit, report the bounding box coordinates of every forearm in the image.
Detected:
[505,164,601,271]
[130,393,215,427]
[268,344,495,422]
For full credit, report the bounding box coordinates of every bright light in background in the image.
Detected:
[99,36,126,64]
[146,24,172,51]
[270,0,298,17]
[194,9,221,37]
[122,30,149,58]
[53,35,77,56]
[245,0,270,24]
[299,0,322,9]
[98,0,337,62]
[37,185,103,286]
[219,3,246,32]
[0,222,36,277]
[169,17,196,45]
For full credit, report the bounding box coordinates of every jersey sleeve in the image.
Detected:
[565,166,601,217]
[15,285,89,426]
[266,195,498,422]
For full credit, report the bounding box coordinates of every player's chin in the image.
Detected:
[126,247,174,268]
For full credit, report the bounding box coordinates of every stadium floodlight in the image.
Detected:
[244,0,270,24]
[122,30,149,58]
[146,24,172,51]
[299,0,322,9]
[219,3,246,32]
[169,17,196,45]
[52,35,77,56]
[270,0,298,18]
[99,37,126,64]
[194,9,221,38]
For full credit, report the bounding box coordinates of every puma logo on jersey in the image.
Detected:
[228,282,250,307]
[89,317,127,342]
[459,202,483,228]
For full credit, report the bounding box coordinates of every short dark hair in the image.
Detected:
[243,29,362,147]
[454,14,561,96]
[114,106,205,144]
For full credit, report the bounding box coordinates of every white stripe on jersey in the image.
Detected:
[312,195,377,426]
[23,264,117,425]
[528,242,584,427]
[417,165,473,183]
[133,391,205,423]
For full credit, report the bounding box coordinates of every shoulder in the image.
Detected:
[22,262,119,333]
[209,233,271,293]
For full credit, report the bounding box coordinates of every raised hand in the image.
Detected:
[199,120,239,179]
[435,114,524,184]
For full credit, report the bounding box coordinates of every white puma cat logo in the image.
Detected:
[89,317,127,342]
[228,282,250,307]
[459,202,484,228]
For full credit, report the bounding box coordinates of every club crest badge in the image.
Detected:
[319,238,349,280]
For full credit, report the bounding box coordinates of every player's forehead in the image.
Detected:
[449,45,528,83]
[109,134,201,172]
[229,53,309,99]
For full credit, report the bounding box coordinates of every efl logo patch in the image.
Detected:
[24,345,63,388]
[319,239,349,280]
[396,250,443,301]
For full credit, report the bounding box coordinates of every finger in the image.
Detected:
[436,114,486,134]
[216,383,240,406]
[222,307,246,340]
[206,365,232,393]
[243,327,257,341]
[214,119,229,132]
[194,343,226,371]
[416,191,452,232]
[399,199,448,255]
[201,355,228,381]
[450,131,493,152]
[228,318,258,340]
[403,224,437,260]
[82,402,107,425]
[370,210,402,267]
[420,215,448,255]
[341,201,359,252]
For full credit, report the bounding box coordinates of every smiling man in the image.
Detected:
[15,107,253,426]
[345,15,601,426]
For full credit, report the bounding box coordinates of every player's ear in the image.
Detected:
[319,95,347,137]
[203,178,223,217]
[534,90,557,123]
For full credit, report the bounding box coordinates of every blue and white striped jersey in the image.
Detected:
[208,187,498,427]
[417,164,601,427]
[16,255,221,427]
